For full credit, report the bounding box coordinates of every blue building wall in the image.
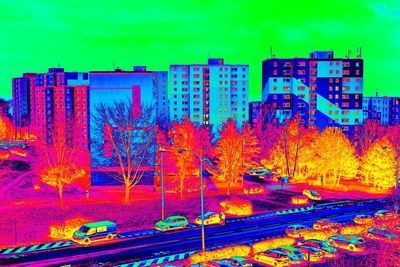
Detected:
[89,71,157,186]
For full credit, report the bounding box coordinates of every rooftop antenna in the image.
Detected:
[358,47,362,58]
[376,88,379,97]
[348,49,352,58]
[270,47,275,58]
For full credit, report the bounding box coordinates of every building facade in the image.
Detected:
[249,101,262,127]
[89,68,161,186]
[363,96,400,125]
[170,58,249,131]
[262,51,363,133]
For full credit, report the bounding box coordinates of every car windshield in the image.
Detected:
[78,225,90,233]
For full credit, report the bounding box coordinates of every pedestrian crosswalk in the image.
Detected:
[0,241,73,256]
[115,251,196,267]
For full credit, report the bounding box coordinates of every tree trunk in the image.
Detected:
[283,129,290,177]
[124,184,130,203]
[180,178,184,199]
[292,124,301,179]
[58,184,64,208]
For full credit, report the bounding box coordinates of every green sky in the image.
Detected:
[1,0,399,101]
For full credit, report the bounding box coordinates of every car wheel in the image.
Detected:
[274,262,278,266]
[84,238,91,245]
[254,255,259,261]
[165,226,170,231]
[181,224,187,228]
[106,234,113,240]
[298,233,303,237]
[348,244,356,251]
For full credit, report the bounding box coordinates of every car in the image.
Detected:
[298,239,337,258]
[285,224,314,238]
[353,214,374,225]
[155,216,188,231]
[194,211,225,225]
[244,186,265,195]
[253,249,291,267]
[302,189,321,201]
[374,209,396,220]
[275,246,304,263]
[73,221,117,245]
[296,245,326,262]
[190,262,222,267]
[249,167,271,178]
[327,235,366,252]
[219,257,253,267]
[313,219,341,231]
[367,227,398,241]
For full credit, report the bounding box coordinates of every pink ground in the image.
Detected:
[0,172,389,248]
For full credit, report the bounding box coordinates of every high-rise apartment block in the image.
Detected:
[262,51,363,133]
[170,58,249,131]
[12,68,89,146]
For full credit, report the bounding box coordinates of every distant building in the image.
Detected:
[249,101,262,127]
[170,58,249,131]
[262,50,363,133]
[363,95,400,125]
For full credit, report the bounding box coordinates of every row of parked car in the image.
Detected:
[185,209,399,267]
[72,211,226,244]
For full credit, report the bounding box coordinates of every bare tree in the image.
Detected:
[91,102,156,203]
[36,119,87,207]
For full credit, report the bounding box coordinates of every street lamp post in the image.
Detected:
[178,148,206,253]
[383,146,399,214]
[159,147,166,220]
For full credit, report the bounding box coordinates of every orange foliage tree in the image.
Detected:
[169,120,213,198]
[254,104,283,161]
[360,137,396,189]
[350,119,388,155]
[37,119,88,207]
[0,115,12,141]
[211,119,259,195]
[310,127,358,187]
[92,102,156,203]
[269,116,318,182]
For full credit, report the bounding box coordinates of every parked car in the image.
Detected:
[155,216,188,231]
[296,245,326,262]
[73,221,117,245]
[367,227,398,241]
[302,189,321,201]
[220,257,253,267]
[313,219,341,231]
[190,261,222,267]
[249,168,271,178]
[194,211,225,225]
[285,224,314,238]
[374,210,396,220]
[298,239,337,258]
[275,246,304,263]
[327,235,366,252]
[254,249,291,267]
[353,214,374,225]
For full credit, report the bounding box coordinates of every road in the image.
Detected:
[0,198,389,267]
